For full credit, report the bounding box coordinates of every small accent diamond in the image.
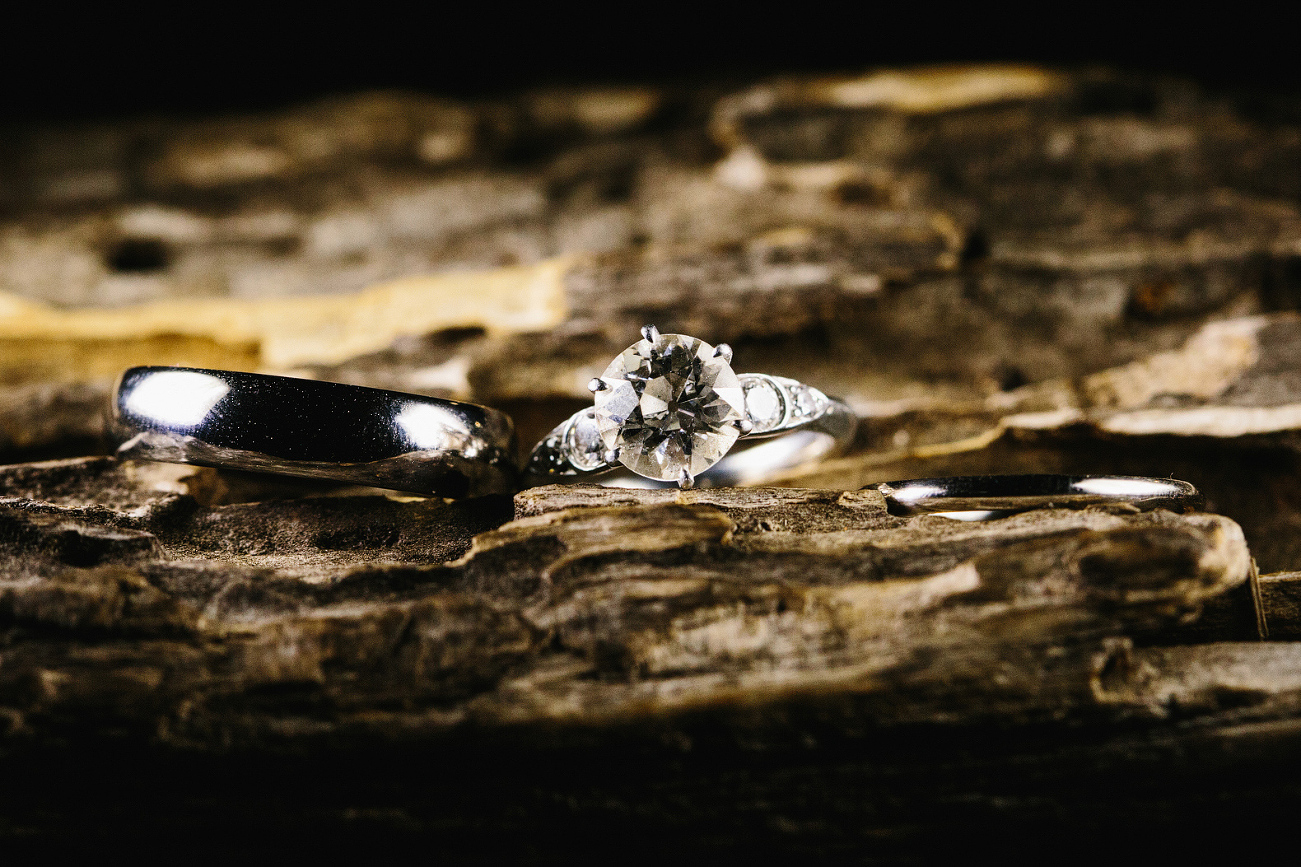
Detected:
[742,377,785,432]
[788,385,820,419]
[565,409,606,471]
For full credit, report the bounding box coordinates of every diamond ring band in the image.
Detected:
[521,326,857,489]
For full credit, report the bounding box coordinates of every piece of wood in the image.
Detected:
[0,466,1292,856]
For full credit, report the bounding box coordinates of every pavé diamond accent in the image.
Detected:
[593,331,745,481]
[788,384,820,419]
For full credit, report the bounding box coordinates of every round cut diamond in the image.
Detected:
[741,376,785,433]
[565,409,606,471]
[593,332,744,481]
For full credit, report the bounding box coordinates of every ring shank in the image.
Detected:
[877,475,1202,518]
[111,367,518,497]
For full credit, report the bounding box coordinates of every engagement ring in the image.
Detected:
[522,326,856,489]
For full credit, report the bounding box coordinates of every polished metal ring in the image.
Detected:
[522,325,857,489]
[111,367,518,497]
[876,474,1202,521]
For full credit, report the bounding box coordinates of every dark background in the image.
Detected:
[5,6,1299,122]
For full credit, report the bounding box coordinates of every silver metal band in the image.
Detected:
[110,367,518,498]
[523,373,856,488]
[877,475,1202,521]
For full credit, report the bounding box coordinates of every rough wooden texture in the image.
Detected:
[6,66,1301,856]
[0,467,1280,856]
[0,466,1252,738]
[5,67,1301,452]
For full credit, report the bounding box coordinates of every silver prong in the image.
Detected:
[603,447,620,465]
[678,468,695,489]
[736,417,754,435]
[714,343,733,362]
[640,324,661,342]
[588,378,607,392]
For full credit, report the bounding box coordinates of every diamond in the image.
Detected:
[565,408,606,471]
[741,376,785,433]
[788,384,820,419]
[593,331,745,481]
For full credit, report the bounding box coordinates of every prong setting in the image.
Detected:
[735,417,754,435]
[678,468,695,489]
[714,343,733,362]
[581,328,745,484]
[588,377,607,393]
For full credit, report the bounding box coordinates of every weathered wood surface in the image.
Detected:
[0,466,1286,856]
[5,68,1301,449]
[6,66,1301,856]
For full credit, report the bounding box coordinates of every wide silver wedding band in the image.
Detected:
[522,326,857,489]
[110,367,518,498]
